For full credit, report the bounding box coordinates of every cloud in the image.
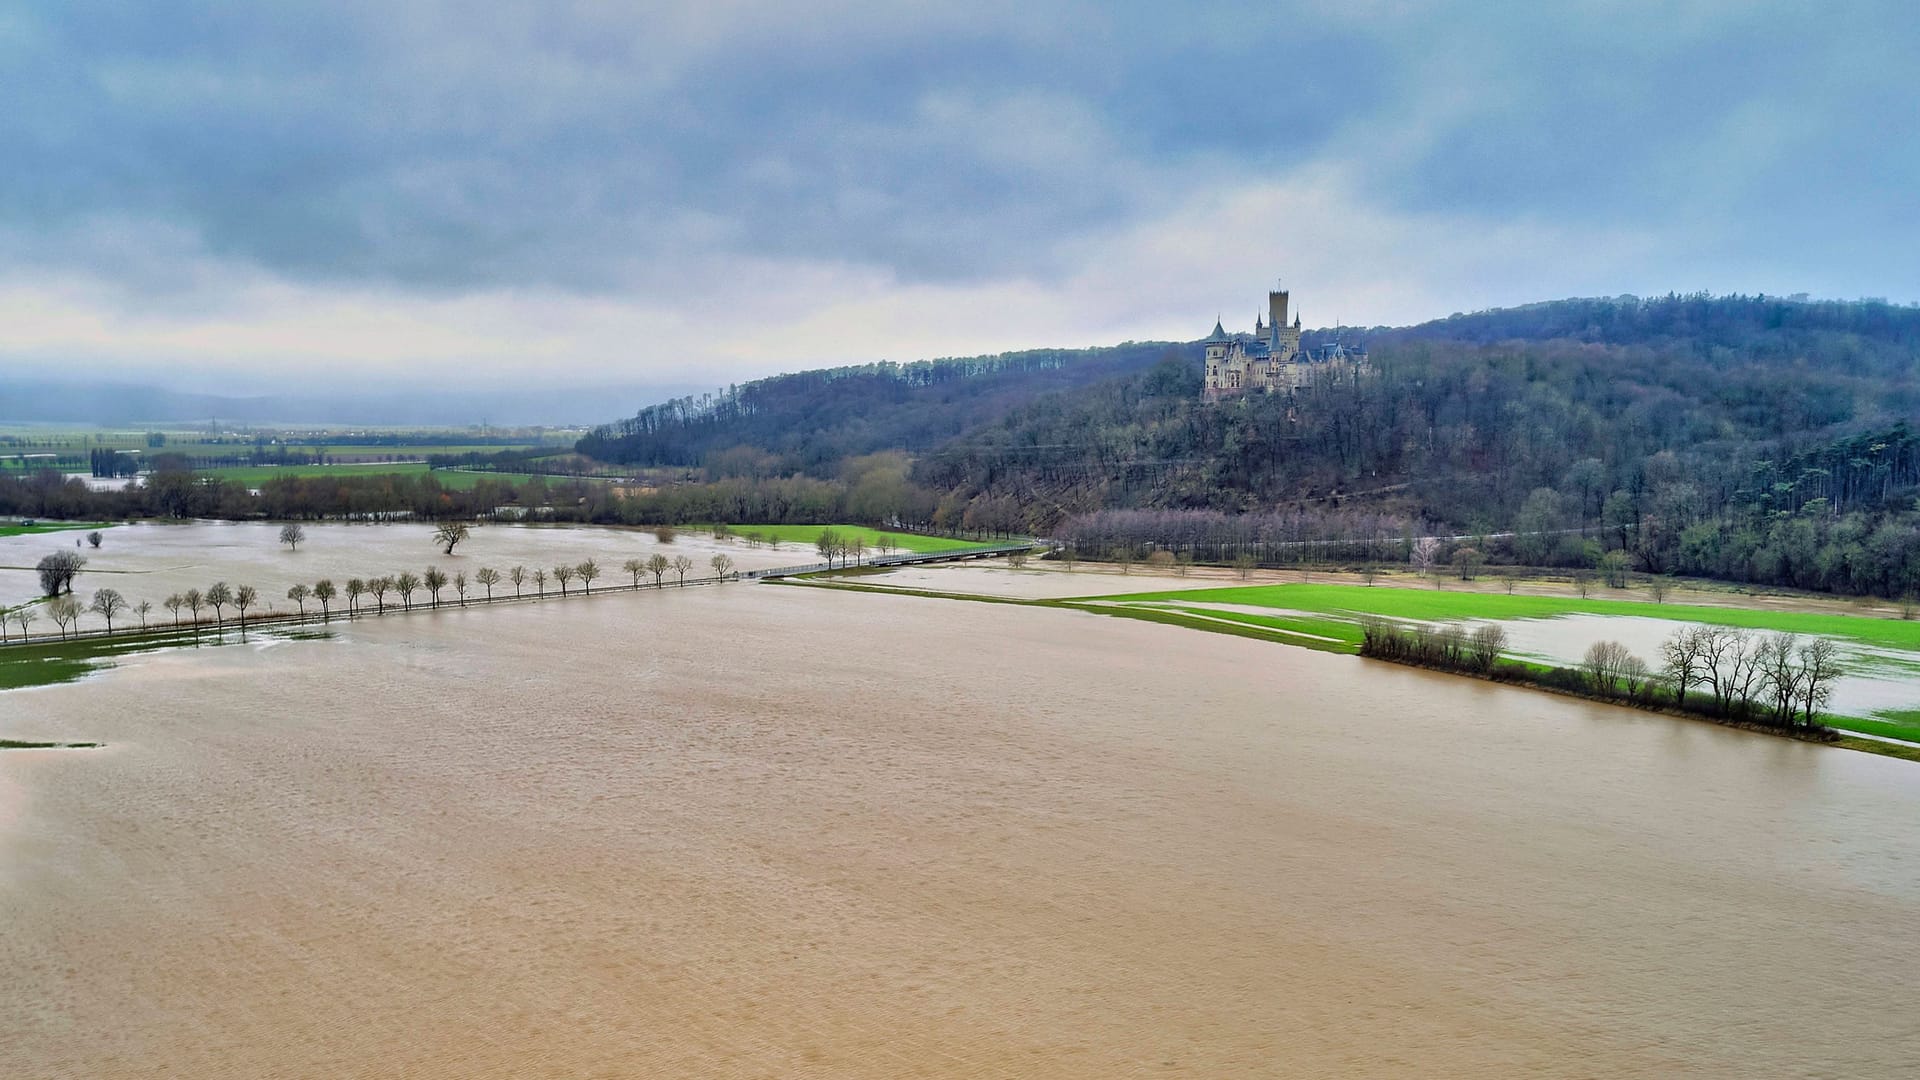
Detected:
[0,1,1914,414]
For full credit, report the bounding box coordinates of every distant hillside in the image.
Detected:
[575,343,1188,474]
[916,294,1920,534]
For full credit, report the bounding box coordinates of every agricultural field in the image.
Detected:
[1086,581,1920,740]
[0,521,115,538]
[702,524,1002,554]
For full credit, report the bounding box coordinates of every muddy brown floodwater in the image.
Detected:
[3,576,1919,1077]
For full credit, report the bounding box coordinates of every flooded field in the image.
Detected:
[0,521,808,614]
[4,565,1919,1077]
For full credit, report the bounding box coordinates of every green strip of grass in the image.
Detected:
[0,521,114,538]
[701,524,1004,554]
[1085,582,1920,653]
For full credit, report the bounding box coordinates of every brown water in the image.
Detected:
[4,578,1919,1077]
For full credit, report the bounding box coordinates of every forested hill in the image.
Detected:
[576,342,1188,474]
[911,294,1920,594]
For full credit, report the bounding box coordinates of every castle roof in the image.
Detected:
[1207,319,1229,342]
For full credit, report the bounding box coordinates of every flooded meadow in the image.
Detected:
[3,535,1920,1076]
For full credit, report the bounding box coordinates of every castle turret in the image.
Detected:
[1269,290,1289,335]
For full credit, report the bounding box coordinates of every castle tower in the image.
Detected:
[1268,290,1289,336]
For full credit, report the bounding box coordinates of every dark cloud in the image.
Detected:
[0,1,1913,304]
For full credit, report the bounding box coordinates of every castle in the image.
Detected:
[1202,286,1366,400]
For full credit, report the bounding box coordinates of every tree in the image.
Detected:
[577,559,600,594]
[1758,633,1804,726]
[233,584,257,633]
[851,538,867,566]
[165,593,185,625]
[90,588,127,632]
[184,588,205,632]
[206,581,232,626]
[1582,640,1633,693]
[36,551,85,597]
[623,558,645,587]
[1600,549,1632,588]
[710,553,734,579]
[87,530,103,549]
[552,564,574,596]
[314,579,337,621]
[533,568,546,596]
[286,583,310,615]
[1619,655,1650,699]
[280,523,306,551]
[1009,549,1029,568]
[1648,575,1672,603]
[647,554,670,587]
[48,595,81,638]
[371,576,393,612]
[1467,624,1508,673]
[395,572,421,610]
[877,533,896,556]
[1060,545,1076,571]
[432,522,472,555]
[1697,627,1754,716]
[345,578,366,615]
[1451,546,1485,581]
[672,554,694,585]
[423,567,448,606]
[454,571,468,604]
[510,565,527,597]
[815,528,842,567]
[1233,552,1255,579]
[134,599,151,630]
[13,607,37,640]
[475,567,500,599]
[1798,638,1840,726]
[1659,627,1706,707]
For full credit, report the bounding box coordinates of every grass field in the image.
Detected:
[0,521,115,538]
[1085,582,1920,741]
[703,524,1004,554]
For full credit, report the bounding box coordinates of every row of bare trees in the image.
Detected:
[1358,614,1844,732]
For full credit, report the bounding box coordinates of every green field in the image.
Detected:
[1085,583,1920,741]
[0,521,115,538]
[703,524,1003,554]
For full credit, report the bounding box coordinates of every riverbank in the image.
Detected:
[774,571,1920,765]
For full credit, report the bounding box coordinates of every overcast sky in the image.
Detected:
[3,1,1915,409]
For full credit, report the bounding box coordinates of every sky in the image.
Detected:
[2,1,1916,419]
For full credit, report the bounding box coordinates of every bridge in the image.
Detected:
[744,542,1039,580]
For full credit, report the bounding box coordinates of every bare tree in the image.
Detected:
[314,579,336,621]
[233,585,257,634]
[280,523,306,551]
[14,607,37,640]
[1232,552,1255,579]
[423,567,448,606]
[454,571,468,604]
[1467,624,1509,673]
[165,593,185,626]
[90,588,128,632]
[1582,640,1632,693]
[134,599,152,630]
[1060,545,1076,571]
[551,564,574,596]
[48,595,81,638]
[509,565,527,597]
[623,558,645,587]
[710,553,734,579]
[671,554,694,585]
[815,528,842,567]
[475,567,500,600]
[1648,576,1672,603]
[532,568,546,596]
[1798,638,1840,727]
[36,551,85,597]
[1619,655,1650,699]
[577,559,600,594]
[1757,633,1805,726]
[647,554,670,587]
[1009,549,1030,568]
[286,583,310,615]
[184,588,205,631]
[396,572,421,610]
[206,581,232,626]
[434,522,471,555]
[851,538,867,566]
[1659,627,1707,707]
[1409,535,1441,572]
[345,578,366,615]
